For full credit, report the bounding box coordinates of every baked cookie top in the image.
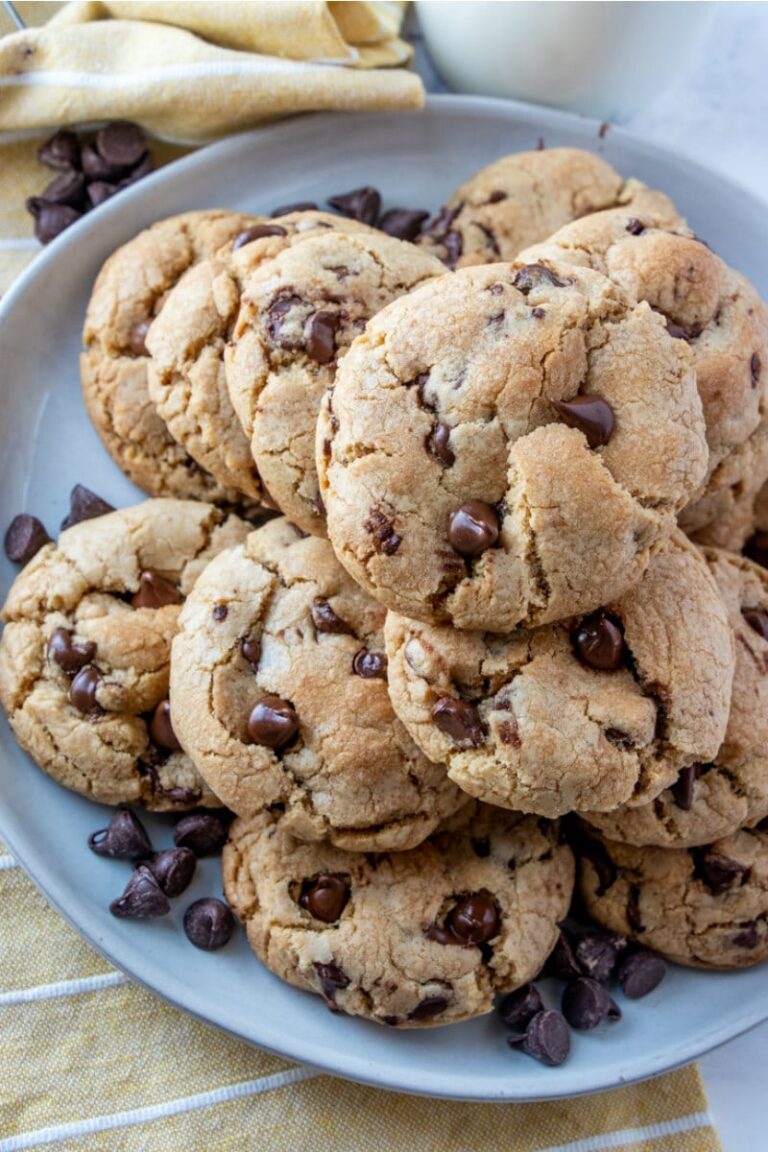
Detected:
[418,146,682,268]
[385,531,734,819]
[576,823,768,970]
[81,209,258,503]
[518,208,768,545]
[0,499,249,809]
[319,258,708,632]
[226,228,446,535]
[223,802,573,1027]
[585,548,768,847]
[146,212,374,505]
[169,517,465,851]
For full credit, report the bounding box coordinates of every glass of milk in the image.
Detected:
[415,1,715,121]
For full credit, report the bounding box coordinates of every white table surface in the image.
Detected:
[414,4,768,1149]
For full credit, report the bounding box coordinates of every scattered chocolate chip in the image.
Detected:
[241,634,261,670]
[174,813,228,857]
[61,485,115,530]
[232,223,288,250]
[183,897,234,950]
[314,961,349,1009]
[69,666,103,715]
[148,699,182,752]
[131,570,184,609]
[38,129,81,171]
[28,202,81,244]
[445,891,500,945]
[311,597,353,634]
[47,627,96,676]
[744,531,768,569]
[304,311,339,364]
[498,983,544,1031]
[352,648,387,679]
[447,500,499,557]
[120,152,154,186]
[431,696,484,748]
[40,170,86,209]
[693,849,750,894]
[110,864,170,919]
[298,873,350,923]
[575,931,625,982]
[562,977,621,1030]
[513,263,570,295]
[509,1009,570,1066]
[743,608,768,641]
[625,218,646,236]
[616,949,666,998]
[378,207,430,241]
[671,763,701,810]
[96,120,147,170]
[146,847,196,897]
[4,514,51,564]
[551,394,615,449]
[88,808,152,859]
[544,930,582,979]
[87,181,118,209]
[270,201,317,217]
[751,353,762,386]
[572,610,626,671]
[364,506,401,555]
[212,603,228,622]
[409,995,449,1021]
[328,186,381,226]
[247,695,299,749]
[81,142,123,182]
[427,422,455,466]
[128,319,151,356]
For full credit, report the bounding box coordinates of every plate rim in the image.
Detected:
[1,91,768,1102]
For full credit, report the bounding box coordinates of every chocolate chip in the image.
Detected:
[378,208,430,242]
[247,695,299,749]
[69,666,102,715]
[88,808,152,859]
[212,604,228,622]
[110,864,170,919]
[148,699,182,752]
[131,570,184,609]
[445,890,500,945]
[304,311,338,364]
[28,202,81,244]
[61,485,115,530]
[751,353,762,386]
[364,506,401,555]
[575,931,625,982]
[498,983,544,1031]
[487,189,507,204]
[551,394,615,449]
[120,152,153,186]
[743,608,768,641]
[311,597,353,634]
[183,897,234,950]
[616,949,666,998]
[81,143,123,182]
[744,531,768,570]
[572,610,625,671]
[270,201,317,217]
[671,763,701,810]
[544,930,582,980]
[447,500,499,557]
[96,121,147,170]
[328,186,381,226]
[625,218,646,236]
[409,995,449,1021]
[4,514,51,564]
[422,203,460,240]
[513,264,570,295]
[265,290,303,350]
[442,230,463,267]
[40,170,86,209]
[562,977,621,1029]
[298,873,350,922]
[47,627,96,676]
[693,849,750,894]
[663,316,689,340]
[146,847,196,897]
[87,181,118,209]
[174,813,227,857]
[314,961,349,1009]
[232,223,288,250]
[531,306,546,319]
[38,130,81,171]
[733,921,761,949]
[128,319,151,356]
[508,1010,570,1066]
[428,422,455,466]
[472,837,491,858]
[431,697,484,748]
[241,634,261,670]
[352,648,387,679]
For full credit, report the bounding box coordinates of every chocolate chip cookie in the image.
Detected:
[0,499,249,808]
[169,517,465,851]
[222,802,573,1026]
[418,146,682,268]
[319,259,708,632]
[226,229,446,535]
[146,212,374,505]
[81,210,258,502]
[584,548,768,846]
[385,530,734,818]
[518,210,768,548]
[576,824,768,969]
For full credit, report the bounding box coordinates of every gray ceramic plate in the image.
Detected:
[1,95,767,1102]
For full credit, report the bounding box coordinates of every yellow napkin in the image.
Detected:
[0,839,721,1151]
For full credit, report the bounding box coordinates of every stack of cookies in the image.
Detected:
[3,147,768,1046]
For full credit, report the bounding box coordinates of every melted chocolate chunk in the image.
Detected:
[693,849,750,894]
[513,263,570,295]
[148,699,182,751]
[247,695,299,749]
[298,874,350,923]
[364,506,401,555]
[131,571,184,609]
[352,648,388,679]
[232,223,288,250]
[314,961,349,1010]
[311,597,353,635]
[47,627,96,676]
[447,501,499,557]
[572,610,626,671]
[69,666,103,715]
[551,394,615,449]
[431,697,484,748]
